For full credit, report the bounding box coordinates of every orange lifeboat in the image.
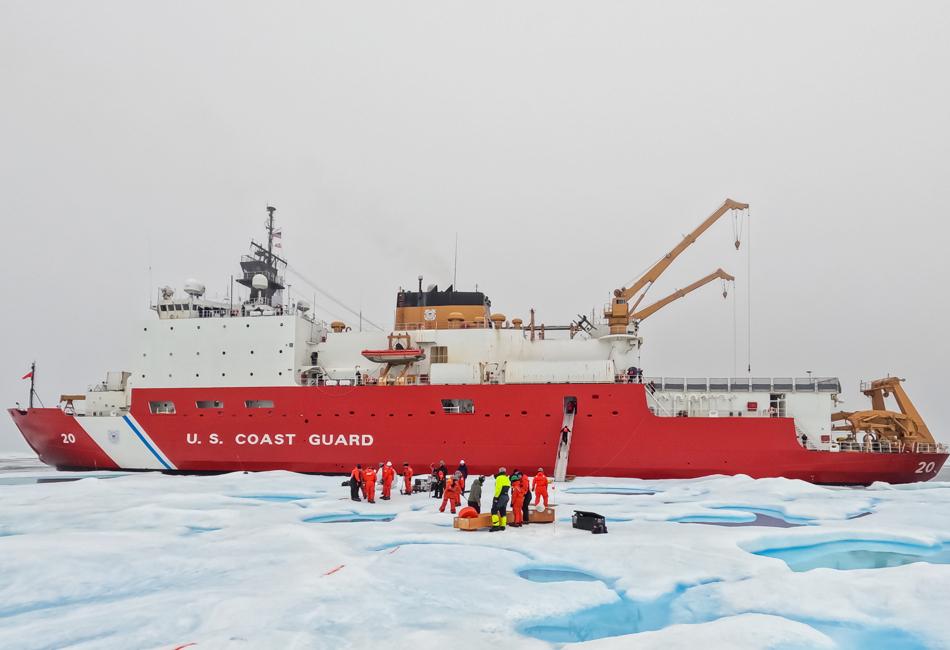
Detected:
[361,348,426,364]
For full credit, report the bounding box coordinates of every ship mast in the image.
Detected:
[265,205,276,266]
[28,361,36,409]
[234,206,288,307]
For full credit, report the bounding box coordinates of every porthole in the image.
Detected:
[612,410,619,416]
[246,324,250,328]
[521,410,528,416]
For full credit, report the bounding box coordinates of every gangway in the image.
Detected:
[553,401,577,482]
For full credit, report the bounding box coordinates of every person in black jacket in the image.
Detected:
[432,460,447,499]
[457,459,469,493]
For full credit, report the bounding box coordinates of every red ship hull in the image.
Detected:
[8,384,946,484]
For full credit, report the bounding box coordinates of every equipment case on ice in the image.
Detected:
[572,510,607,534]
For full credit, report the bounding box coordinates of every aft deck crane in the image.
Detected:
[832,377,936,448]
[629,268,735,325]
[605,198,748,334]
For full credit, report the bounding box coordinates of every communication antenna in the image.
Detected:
[453,233,459,290]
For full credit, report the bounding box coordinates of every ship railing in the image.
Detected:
[642,377,842,393]
[836,441,948,454]
[395,321,497,331]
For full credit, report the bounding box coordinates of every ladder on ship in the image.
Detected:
[553,398,577,482]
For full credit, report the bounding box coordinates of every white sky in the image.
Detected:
[2,1,948,451]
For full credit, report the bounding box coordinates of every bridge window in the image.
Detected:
[245,399,275,409]
[441,399,474,414]
[196,400,224,409]
[431,346,448,364]
[148,400,176,414]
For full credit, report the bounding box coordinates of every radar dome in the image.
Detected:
[183,279,206,298]
[251,274,269,290]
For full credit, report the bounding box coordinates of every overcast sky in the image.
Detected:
[2,1,948,452]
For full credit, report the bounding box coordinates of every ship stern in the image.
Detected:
[7,408,119,471]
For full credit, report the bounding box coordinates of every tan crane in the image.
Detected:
[629,268,735,325]
[832,377,936,449]
[605,198,748,334]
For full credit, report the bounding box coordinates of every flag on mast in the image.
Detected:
[21,370,33,380]
[273,227,282,249]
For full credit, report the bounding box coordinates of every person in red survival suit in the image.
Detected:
[510,471,526,527]
[363,465,378,503]
[349,464,363,502]
[533,467,550,509]
[381,461,395,500]
[439,474,460,513]
[402,462,414,495]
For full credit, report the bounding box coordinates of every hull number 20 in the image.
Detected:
[916,461,936,474]
[61,433,76,444]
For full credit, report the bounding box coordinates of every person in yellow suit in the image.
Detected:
[490,467,511,532]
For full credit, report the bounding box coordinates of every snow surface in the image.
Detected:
[1,455,950,649]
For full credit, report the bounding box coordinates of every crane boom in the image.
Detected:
[605,198,748,334]
[629,268,735,324]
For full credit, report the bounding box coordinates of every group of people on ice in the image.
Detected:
[485,466,549,532]
[346,459,550,531]
[348,461,415,503]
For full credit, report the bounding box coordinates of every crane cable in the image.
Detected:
[732,208,745,249]
[286,264,386,331]
[732,274,738,378]
[746,208,753,376]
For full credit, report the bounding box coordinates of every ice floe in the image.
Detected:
[0,461,949,649]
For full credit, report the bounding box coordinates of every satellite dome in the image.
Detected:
[251,274,269,290]
[183,279,206,298]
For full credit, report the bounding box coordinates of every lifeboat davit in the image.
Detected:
[361,348,426,364]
